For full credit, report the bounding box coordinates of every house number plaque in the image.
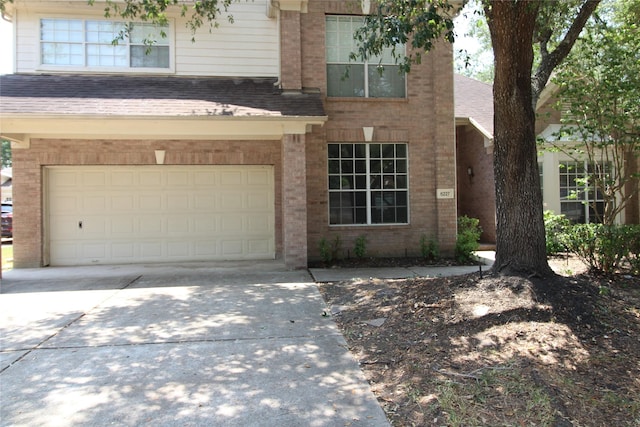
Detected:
[436,189,455,199]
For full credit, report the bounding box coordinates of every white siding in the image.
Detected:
[14,0,278,77]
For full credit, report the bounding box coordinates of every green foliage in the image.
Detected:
[419,234,440,260]
[544,210,570,255]
[454,0,494,82]
[1,140,11,168]
[562,224,640,274]
[352,0,458,74]
[87,0,235,42]
[455,216,482,263]
[319,235,342,264]
[549,0,640,226]
[353,235,367,259]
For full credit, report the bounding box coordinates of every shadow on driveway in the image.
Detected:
[0,261,390,427]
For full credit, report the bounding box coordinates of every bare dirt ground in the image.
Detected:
[318,256,640,426]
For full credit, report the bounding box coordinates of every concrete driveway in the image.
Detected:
[0,261,389,427]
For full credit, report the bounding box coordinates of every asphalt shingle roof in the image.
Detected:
[0,74,326,118]
[454,74,493,137]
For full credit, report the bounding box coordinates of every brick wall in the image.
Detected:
[301,1,457,261]
[12,138,282,268]
[456,126,496,243]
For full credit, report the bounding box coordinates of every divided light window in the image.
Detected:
[40,19,170,69]
[328,143,408,225]
[559,161,610,223]
[326,16,406,98]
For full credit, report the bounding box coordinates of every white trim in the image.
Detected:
[1,115,328,141]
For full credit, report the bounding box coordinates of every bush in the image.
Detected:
[456,216,482,263]
[319,235,342,263]
[562,224,640,274]
[419,234,439,260]
[544,210,571,255]
[353,235,367,258]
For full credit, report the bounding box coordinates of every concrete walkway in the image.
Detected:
[309,251,495,282]
[0,261,389,427]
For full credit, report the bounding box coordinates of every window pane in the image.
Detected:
[86,20,125,43]
[131,45,170,68]
[396,175,407,189]
[341,175,354,190]
[370,174,382,189]
[355,175,367,189]
[327,64,365,97]
[328,160,340,174]
[355,144,366,158]
[329,175,341,190]
[340,160,353,174]
[368,65,406,98]
[370,160,381,174]
[382,144,395,158]
[328,144,340,158]
[396,159,407,173]
[370,144,381,158]
[355,160,366,173]
[561,202,585,223]
[131,23,169,45]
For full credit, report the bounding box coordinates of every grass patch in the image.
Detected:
[435,365,556,427]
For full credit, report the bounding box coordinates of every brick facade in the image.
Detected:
[12,139,283,268]
[6,0,458,269]
[301,2,457,260]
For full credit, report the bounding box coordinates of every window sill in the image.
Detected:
[326,97,409,103]
[35,66,176,75]
[329,223,411,228]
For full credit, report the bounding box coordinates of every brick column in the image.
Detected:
[433,42,458,255]
[282,133,307,268]
[279,10,302,92]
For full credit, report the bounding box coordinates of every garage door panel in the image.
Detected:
[47,165,274,265]
[111,171,135,186]
[140,195,162,211]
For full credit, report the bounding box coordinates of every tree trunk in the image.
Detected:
[486,1,555,277]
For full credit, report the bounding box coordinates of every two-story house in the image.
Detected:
[0,0,457,269]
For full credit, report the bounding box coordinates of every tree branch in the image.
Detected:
[532,0,601,103]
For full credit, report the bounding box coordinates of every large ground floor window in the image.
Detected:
[328,143,408,225]
[559,160,609,223]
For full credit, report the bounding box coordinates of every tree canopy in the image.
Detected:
[549,0,640,225]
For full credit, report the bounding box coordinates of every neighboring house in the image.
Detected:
[0,0,457,269]
[1,168,11,202]
[455,75,640,240]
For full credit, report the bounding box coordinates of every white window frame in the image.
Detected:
[558,159,610,224]
[325,15,406,98]
[37,16,175,74]
[328,143,409,226]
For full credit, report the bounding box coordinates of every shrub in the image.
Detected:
[353,235,367,258]
[456,216,482,263]
[562,224,640,274]
[319,235,342,264]
[544,210,570,255]
[419,234,439,260]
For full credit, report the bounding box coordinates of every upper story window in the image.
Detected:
[40,19,171,70]
[325,16,406,98]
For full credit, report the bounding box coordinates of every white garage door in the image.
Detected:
[46,166,275,266]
